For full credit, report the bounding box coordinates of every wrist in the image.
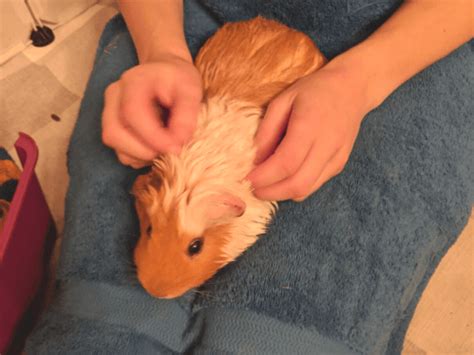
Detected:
[143,46,192,64]
[141,39,192,64]
[138,22,191,63]
[327,43,391,113]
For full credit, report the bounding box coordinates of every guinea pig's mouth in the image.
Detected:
[137,273,191,299]
[149,287,187,299]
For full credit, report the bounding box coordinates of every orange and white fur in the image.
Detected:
[133,17,326,298]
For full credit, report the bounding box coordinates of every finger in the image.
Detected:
[292,154,345,202]
[254,94,294,164]
[102,84,159,161]
[167,94,201,145]
[116,152,150,169]
[253,142,340,201]
[247,115,314,189]
[119,79,180,153]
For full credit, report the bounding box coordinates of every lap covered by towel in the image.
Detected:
[26,0,473,354]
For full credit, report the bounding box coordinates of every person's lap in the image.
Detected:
[26,0,473,353]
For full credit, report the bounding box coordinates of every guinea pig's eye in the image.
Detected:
[146,226,152,238]
[188,238,203,256]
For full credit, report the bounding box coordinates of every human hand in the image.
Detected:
[247,61,371,201]
[102,53,202,168]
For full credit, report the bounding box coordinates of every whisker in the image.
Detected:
[191,289,217,301]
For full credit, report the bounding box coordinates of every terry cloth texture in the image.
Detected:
[25,0,473,354]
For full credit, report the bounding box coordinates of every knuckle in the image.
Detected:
[336,157,348,174]
[266,99,278,111]
[267,96,284,112]
[120,67,147,84]
[277,150,300,175]
[291,184,310,199]
[117,153,132,166]
[120,101,135,123]
[116,154,126,164]
[336,163,345,174]
[129,161,146,169]
[293,195,308,202]
[101,129,113,146]
[119,71,131,83]
[104,82,117,99]
[279,158,298,176]
[120,68,136,82]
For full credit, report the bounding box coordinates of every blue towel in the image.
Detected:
[26,0,473,353]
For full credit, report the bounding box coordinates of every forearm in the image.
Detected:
[332,0,473,111]
[118,0,190,63]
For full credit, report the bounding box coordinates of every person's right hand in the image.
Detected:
[102,53,202,168]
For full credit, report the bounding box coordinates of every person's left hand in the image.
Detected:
[246,62,372,201]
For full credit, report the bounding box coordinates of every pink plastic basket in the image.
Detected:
[0,133,56,353]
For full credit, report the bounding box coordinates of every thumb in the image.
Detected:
[166,79,202,145]
[167,95,201,145]
[254,94,293,164]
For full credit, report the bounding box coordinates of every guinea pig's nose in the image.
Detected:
[155,292,182,300]
[136,271,189,299]
[144,285,188,299]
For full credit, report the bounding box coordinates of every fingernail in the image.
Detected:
[246,168,254,178]
[246,172,258,187]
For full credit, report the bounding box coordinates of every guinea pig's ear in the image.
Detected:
[132,172,163,234]
[132,171,161,197]
[132,174,149,197]
[148,170,162,192]
[196,193,246,226]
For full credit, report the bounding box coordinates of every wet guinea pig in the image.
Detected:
[132,17,326,299]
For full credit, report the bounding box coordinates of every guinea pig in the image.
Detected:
[132,17,326,299]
